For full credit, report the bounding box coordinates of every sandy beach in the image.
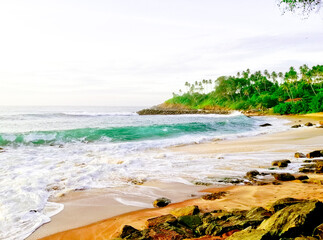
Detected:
[28,114,323,240]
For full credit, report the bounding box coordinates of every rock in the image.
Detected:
[316,162,323,173]
[273,173,295,181]
[320,121,323,126]
[258,200,323,238]
[245,207,272,221]
[218,178,243,184]
[268,198,307,212]
[170,205,199,217]
[313,223,323,239]
[226,228,270,240]
[153,197,171,208]
[306,150,323,158]
[146,214,177,228]
[246,170,260,179]
[120,225,142,239]
[260,123,272,127]
[294,237,318,240]
[299,164,316,173]
[272,160,291,168]
[295,175,309,180]
[295,152,306,158]
[202,191,227,200]
[304,122,314,127]
[148,225,194,239]
[292,124,302,128]
[317,125,323,128]
[178,215,202,229]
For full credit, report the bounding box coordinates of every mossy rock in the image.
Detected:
[226,228,270,240]
[258,200,323,238]
[178,215,202,229]
[268,198,307,212]
[146,214,177,228]
[170,205,200,217]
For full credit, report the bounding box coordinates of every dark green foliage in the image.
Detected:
[167,65,323,115]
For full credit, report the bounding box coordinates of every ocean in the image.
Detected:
[0,106,289,239]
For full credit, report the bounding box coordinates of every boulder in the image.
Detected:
[178,215,202,229]
[153,197,171,208]
[202,191,227,200]
[226,228,270,240]
[306,150,323,158]
[246,170,260,179]
[260,123,272,127]
[258,200,323,238]
[304,122,314,127]
[295,175,309,180]
[146,214,177,228]
[292,124,302,128]
[170,205,200,217]
[272,160,291,168]
[273,173,295,181]
[268,198,307,212]
[120,225,142,239]
[295,152,306,158]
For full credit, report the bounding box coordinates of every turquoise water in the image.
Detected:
[0,106,257,146]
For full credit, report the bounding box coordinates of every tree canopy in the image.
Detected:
[278,0,322,15]
[167,65,323,115]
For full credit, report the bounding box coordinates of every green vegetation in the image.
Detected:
[278,0,322,15]
[167,65,323,115]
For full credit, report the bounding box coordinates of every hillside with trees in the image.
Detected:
[166,65,323,114]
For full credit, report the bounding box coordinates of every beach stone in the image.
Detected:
[178,215,202,229]
[260,123,272,127]
[295,152,306,158]
[146,214,177,228]
[291,124,302,128]
[120,225,142,239]
[272,160,291,168]
[306,150,323,158]
[273,173,295,181]
[304,122,314,127]
[268,198,307,212]
[202,191,227,200]
[246,170,260,179]
[295,175,309,180]
[170,205,199,217]
[258,200,323,238]
[153,197,171,208]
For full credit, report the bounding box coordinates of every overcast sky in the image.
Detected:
[0,0,322,106]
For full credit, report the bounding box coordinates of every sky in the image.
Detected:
[0,0,322,106]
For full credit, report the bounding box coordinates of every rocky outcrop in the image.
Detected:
[137,103,231,115]
[116,198,323,240]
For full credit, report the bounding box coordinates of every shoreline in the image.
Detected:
[28,113,323,240]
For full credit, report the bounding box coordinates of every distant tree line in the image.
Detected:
[167,65,323,114]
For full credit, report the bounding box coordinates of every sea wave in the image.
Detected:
[0,116,254,146]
